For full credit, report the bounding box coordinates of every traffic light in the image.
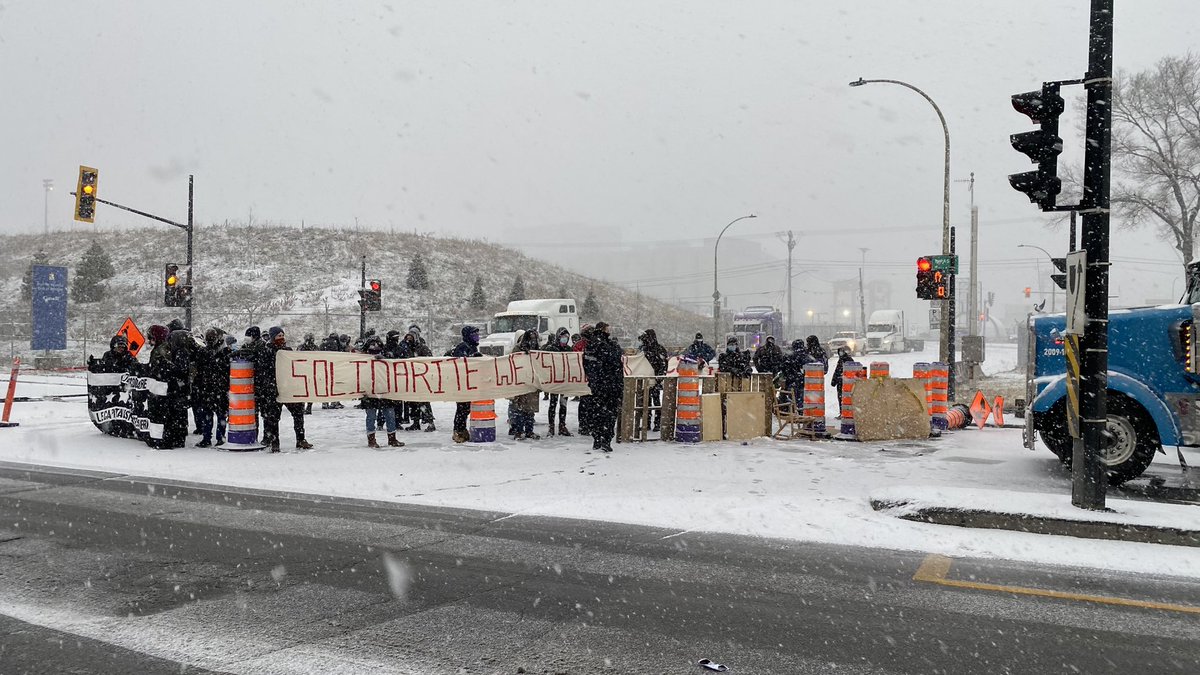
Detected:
[1024,286,1033,298]
[359,279,382,311]
[916,257,949,300]
[1009,83,1064,210]
[74,165,99,223]
[916,257,935,299]
[1050,256,1067,289]
[164,263,192,307]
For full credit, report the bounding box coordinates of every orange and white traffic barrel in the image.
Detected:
[469,399,497,442]
[839,362,865,438]
[675,358,702,442]
[803,362,826,434]
[225,359,262,450]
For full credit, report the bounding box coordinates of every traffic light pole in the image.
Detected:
[359,255,367,341]
[948,226,957,401]
[1072,0,1113,511]
[186,175,194,330]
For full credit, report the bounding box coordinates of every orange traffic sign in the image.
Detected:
[116,317,145,358]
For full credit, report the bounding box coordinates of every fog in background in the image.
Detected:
[2,1,1196,331]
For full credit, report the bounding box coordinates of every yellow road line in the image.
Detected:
[913,554,1200,615]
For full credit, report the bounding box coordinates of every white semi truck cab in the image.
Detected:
[477,298,579,356]
[865,309,924,353]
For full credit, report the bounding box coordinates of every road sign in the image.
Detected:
[116,317,146,358]
[929,255,958,274]
[929,306,942,330]
[31,265,68,351]
[1065,250,1087,336]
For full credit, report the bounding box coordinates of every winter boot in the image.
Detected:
[367,433,381,449]
[195,438,212,448]
[406,420,421,432]
[452,429,469,443]
[387,432,405,447]
[558,423,572,437]
[547,422,556,437]
[270,440,281,453]
[424,423,436,432]
[296,439,313,450]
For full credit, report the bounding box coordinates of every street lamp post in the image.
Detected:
[1017,244,1057,312]
[850,76,954,396]
[42,179,54,236]
[712,214,757,343]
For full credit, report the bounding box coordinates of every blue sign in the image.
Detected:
[31,265,68,351]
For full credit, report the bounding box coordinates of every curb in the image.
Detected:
[870,497,1200,548]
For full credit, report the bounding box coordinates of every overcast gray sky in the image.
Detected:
[2,1,1196,313]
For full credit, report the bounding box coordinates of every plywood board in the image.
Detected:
[853,378,929,442]
[725,392,767,440]
[701,394,724,441]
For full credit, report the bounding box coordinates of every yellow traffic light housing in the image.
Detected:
[74,165,99,223]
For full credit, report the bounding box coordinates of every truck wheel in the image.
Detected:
[1035,402,1073,463]
[1100,396,1158,485]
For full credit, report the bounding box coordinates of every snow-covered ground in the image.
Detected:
[3,345,1198,581]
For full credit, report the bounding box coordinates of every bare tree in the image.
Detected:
[1111,53,1200,271]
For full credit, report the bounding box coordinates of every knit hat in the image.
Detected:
[695,332,704,340]
[149,325,169,344]
[268,326,285,341]
[167,318,185,332]
[727,336,739,345]
[245,326,261,340]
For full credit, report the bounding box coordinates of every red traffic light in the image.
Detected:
[369,280,381,292]
[1024,287,1032,298]
[917,257,932,272]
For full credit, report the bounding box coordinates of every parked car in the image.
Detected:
[827,331,865,355]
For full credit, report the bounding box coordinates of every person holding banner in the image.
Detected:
[402,329,436,432]
[638,329,669,432]
[362,336,404,448]
[583,322,624,453]
[509,330,542,440]
[258,327,314,452]
[543,327,574,436]
[450,325,482,443]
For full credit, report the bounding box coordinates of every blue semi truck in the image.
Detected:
[1026,265,1200,484]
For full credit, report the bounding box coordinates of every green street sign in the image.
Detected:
[929,255,958,274]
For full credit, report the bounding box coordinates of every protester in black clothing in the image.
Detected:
[541,327,574,436]
[806,335,829,374]
[718,336,753,377]
[582,322,624,453]
[450,325,481,443]
[779,339,815,408]
[683,333,717,365]
[831,348,854,415]
[402,329,436,432]
[575,325,597,435]
[99,334,137,372]
[257,327,313,452]
[361,335,403,448]
[753,336,784,375]
[160,328,194,449]
[638,329,669,432]
[194,328,231,447]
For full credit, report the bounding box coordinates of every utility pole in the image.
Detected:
[956,173,978,337]
[359,255,367,340]
[1073,0,1113,511]
[781,231,796,338]
[858,247,869,334]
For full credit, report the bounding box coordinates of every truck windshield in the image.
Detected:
[867,323,895,333]
[494,315,539,333]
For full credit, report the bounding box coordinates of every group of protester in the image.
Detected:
[452,321,626,453]
[672,331,855,410]
[95,319,849,454]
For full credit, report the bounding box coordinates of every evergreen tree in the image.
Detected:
[582,287,600,320]
[507,274,526,303]
[71,240,116,303]
[468,275,487,311]
[21,250,51,303]
[556,285,568,298]
[406,253,431,290]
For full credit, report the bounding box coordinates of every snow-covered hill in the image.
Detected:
[0,224,706,358]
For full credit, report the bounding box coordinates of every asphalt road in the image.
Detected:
[0,461,1198,674]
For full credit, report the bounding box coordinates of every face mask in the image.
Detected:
[727,345,737,353]
[560,336,569,345]
[467,333,480,345]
